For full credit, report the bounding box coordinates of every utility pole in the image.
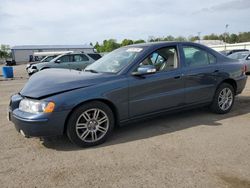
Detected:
[224,24,229,50]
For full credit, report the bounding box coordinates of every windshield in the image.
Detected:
[85,47,143,73]
[41,55,56,62]
[228,52,249,60]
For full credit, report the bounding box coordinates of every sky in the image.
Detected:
[0,0,250,46]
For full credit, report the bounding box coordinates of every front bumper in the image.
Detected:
[9,94,70,137]
[26,67,38,75]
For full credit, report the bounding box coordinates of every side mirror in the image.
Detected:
[132,65,156,76]
[55,59,61,63]
[247,56,250,60]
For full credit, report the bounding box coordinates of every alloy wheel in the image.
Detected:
[75,108,109,143]
[218,88,233,111]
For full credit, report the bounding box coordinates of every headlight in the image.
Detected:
[19,99,55,114]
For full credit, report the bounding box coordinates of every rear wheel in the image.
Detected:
[210,83,235,114]
[66,101,114,147]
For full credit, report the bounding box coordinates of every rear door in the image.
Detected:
[180,45,220,104]
[52,55,71,69]
[71,54,91,70]
[128,46,185,117]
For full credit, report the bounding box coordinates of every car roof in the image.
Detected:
[230,51,250,55]
[126,41,209,49]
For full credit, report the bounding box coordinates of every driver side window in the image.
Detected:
[137,46,178,72]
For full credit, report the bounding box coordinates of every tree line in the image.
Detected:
[93,32,250,53]
[0,44,11,60]
[1,32,250,59]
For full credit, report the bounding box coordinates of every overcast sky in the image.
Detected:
[0,0,250,46]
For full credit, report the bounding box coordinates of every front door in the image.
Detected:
[128,46,185,117]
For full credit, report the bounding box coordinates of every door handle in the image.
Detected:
[174,76,181,79]
[213,70,219,73]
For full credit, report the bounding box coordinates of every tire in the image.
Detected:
[66,101,114,147]
[210,83,235,114]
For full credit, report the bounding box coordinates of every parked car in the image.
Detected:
[26,55,57,74]
[220,49,249,56]
[9,42,247,147]
[5,59,16,66]
[27,52,101,75]
[41,55,58,62]
[228,51,250,74]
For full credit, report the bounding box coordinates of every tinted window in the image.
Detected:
[87,53,102,60]
[183,46,216,67]
[73,54,89,62]
[58,55,70,62]
[137,47,178,72]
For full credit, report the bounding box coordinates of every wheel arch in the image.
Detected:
[219,78,237,94]
[63,98,119,134]
[40,67,50,71]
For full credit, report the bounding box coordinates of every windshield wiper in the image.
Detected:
[84,69,99,73]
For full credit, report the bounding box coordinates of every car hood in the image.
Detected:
[20,69,116,99]
[31,61,50,68]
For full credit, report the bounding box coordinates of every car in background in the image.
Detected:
[220,49,249,56]
[26,55,57,73]
[5,59,16,66]
[27,52,102,75]
[9,42,247,147]
[41,55,58,62]
[228,51,250,74]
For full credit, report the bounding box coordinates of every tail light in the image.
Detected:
[242,64,247,75]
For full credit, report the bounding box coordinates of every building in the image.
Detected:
[11,45,94,63]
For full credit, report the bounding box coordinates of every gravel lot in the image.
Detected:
[1,64,250,188]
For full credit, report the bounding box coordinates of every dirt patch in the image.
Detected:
[219,174,250,188]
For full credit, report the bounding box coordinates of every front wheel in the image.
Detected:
[66,101,114,147]
[210,83,235,114]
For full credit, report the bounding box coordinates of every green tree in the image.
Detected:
[163,35,175,41]
[133,39,145,44]
[175,36,187,42]
[91,31,250,52]
[238,32,250,43]
[188,35,200,42]
[0,44,11,59]
[100,39,120,52]
[229,33,238,43]
[94,42,101,52]
[203,33,220,40]
[121,39,133,46]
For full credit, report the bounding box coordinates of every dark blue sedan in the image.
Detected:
[9,42,248,147]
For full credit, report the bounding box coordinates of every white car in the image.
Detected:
[228,51,250,74]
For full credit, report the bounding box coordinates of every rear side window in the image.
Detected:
[183,46,216,67]
[58,55,70,62]
[73,54,89,62]
[87,53,102,60]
